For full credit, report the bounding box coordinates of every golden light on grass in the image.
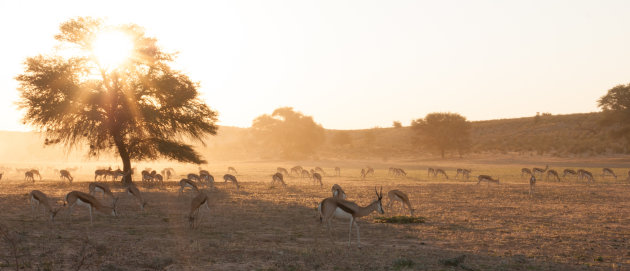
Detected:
[91,30,133,69]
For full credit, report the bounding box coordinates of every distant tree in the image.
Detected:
[392,121,402,128]
[16,17,218,184]
[411,112,471,158]
[598,83,630,143]
[331,131,352,146]
[251,107,324,158]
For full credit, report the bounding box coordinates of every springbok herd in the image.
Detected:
[9,163,630,248]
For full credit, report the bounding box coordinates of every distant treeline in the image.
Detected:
[0,112,626,163]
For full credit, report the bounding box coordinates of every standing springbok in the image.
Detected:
[435,169,449,180]
[529,175,536,197]
[25,171,35,182]
[223,174,240,191]
[318,187,385,248]
[227,167,238,174]
[334,167,341,176]
[331,184,346,199]
[29,190,61,221]
[387,190,414,216]
[65,191,118,225]
[428,168,436,177]
[189,191,210,229]
[277,167,289,176]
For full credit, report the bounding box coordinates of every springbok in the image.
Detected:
[65,191,118,225]
[29,190,61,221]
[272,173,286,187]
[387,190,414,216]
[318,187,384,248]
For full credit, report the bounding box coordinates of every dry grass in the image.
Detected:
[0,159,629,270]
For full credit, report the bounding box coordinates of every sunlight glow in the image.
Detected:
[91,30,133,69]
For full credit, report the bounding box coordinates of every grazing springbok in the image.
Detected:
[529,175,536,197]
[88,182,116,204]
[360,168,366,179]
[334,167,341,176]
[189,191,210,229]
[435,169,449,180]
[277,167,289,176]
[602,168,617,180]
[179,178,200,196]
[315,167,327,176]
[331,184,347,199]
[29,190,61,221]
[318,187,385,248]
[477,175,499,185]
[581,170,594,184]
[532,165,549,177]
[546,169,560,182]
[94,168,112,182]
[65,191,118,225]
[25,171,35,182]
[127,184,148,211]
[290,166,303,176]
[223,174,240,191]
[199,170,214,188]
[428,168,436,177]
[387,190,414,216]
[365,167,374,177]
[59,169,73,183]
[312,172,323,187]
[562,169,577,179]
[271,172,286,187]
[301,169,311,179]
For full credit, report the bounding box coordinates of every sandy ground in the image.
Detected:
[0,161,629,270]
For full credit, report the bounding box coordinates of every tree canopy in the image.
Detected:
[16,17,218,183]
[251,107,324,158]
[411,112,471,158]
[598,83,630,143]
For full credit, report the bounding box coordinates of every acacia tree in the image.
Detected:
[411,112,471,158]
[251,107,324,158]
[16,17,218,184]
[598,83,630,144]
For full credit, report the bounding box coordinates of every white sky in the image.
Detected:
[1,0,629,131]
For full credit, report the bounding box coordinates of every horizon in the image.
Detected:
[2,1,628,132]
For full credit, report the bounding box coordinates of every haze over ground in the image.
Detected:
[2,1,630,132]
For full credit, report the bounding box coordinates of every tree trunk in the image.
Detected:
[113,133,133,185]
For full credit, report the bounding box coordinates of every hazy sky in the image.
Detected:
[1,0,629,131]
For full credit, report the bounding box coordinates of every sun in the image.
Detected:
[91,30,134,69]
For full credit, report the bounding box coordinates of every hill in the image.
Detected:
[0,112,626,164]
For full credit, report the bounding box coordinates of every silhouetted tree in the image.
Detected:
[392,121,402,128]
[16,17,218,184]
[598,83,630,144]
[411,112,471,158]
[251,107,324,158]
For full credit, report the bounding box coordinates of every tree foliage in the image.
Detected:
[251,107,324,158]
[598,83,630,143]
[16,17,218,183]
[411,112,471,158]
